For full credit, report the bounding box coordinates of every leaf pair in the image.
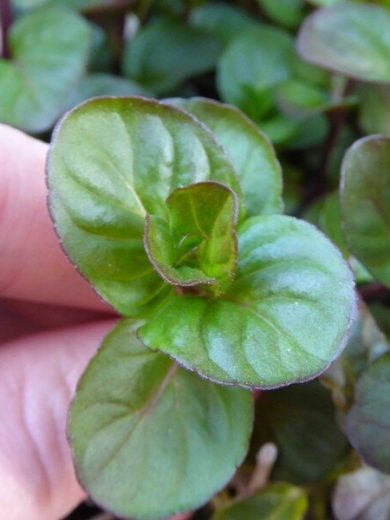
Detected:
[47,96,282,315]
[48,96,355,389]
[145,181,238,294]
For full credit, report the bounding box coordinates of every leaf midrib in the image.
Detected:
[88,362,178,479]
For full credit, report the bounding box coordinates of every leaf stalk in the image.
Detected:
[0,0,11,59]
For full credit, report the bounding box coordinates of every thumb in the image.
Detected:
[0,320,115,520]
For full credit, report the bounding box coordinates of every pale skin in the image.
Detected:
[0,124,188,520]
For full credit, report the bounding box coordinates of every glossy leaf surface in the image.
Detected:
[346,352,390,474]
[47,97,239,315]
[122,18,221,95]
[0,8,91,133]
[145,182,238,292]
[140,215,356,388]
[69,319,253,520]
[213,483,307,520]
[167,97,283,216]
[341,136,390,287]
[297,3,390,83]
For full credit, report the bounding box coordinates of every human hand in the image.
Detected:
[0,123,117,519]
[0,125,188,520]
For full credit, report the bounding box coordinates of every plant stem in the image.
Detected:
[137,0,153,23]
[360,282,390,304]
[299,78,353,212]
[83,0,134,14]
[233,442,278,502]
[0,0,12,59]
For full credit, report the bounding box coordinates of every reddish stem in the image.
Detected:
[0,0,12,59]
[360,283,390,304]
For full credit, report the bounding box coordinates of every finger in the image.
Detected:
[0,300,40,343]
[0,320,115,520]
[3,299,113,330]
[0,124,111,311]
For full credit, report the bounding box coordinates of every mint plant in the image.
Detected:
[47,96,355,518]
[4,0,390,518]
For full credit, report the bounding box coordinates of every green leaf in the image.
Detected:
[189,3,258,46]
[260,114,301,146]
[88,24,113,73]
[212,483,307,520]
[340,136,390,287]
[12,0,45,6]
[252,381,349,484]
[217,26,294,120]
[0,8,92,133]
[305,192,348,256]
[317,193,347,254]
[122,18,221,95]
[307,0,341,5]
[290,51,329,88]
[145,182,238,292]
[258,0,304,29]
[284,114,329,151]
[152,0,190,17]
[333,467,390,520]
[140,215,356,388]
[12,0,112,10]
[276,79,330,116]
[359,85,390,136]
[297,3,390,83]
[275,79,356,120]
[304,194,374,287]
[166,97,283,216]
[346,352,390,474]
[47,97,240,315]
[67,74,150,110]
[69,319,253,520]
